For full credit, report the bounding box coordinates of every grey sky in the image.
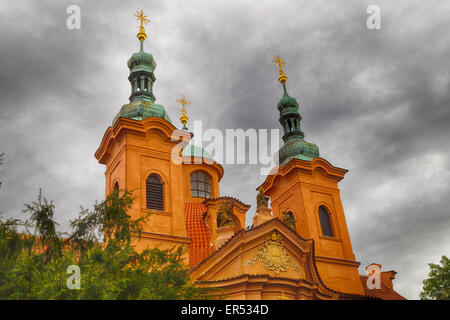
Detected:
[0,0,449,299]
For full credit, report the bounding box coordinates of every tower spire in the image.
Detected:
[272,55,319,165]
[112,11,171,125]
[177,94,191,130]
[126,10,156,103]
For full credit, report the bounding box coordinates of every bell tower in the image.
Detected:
[258,56,364,295]
[94,11,191,252]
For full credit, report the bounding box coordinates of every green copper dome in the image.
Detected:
[277,89,299,112]
[127,51,156,74]
[113,40,172,125]
[182,144,214,161]
[113,99,171,125]
[279,136,319,165]
[276,83,319,165]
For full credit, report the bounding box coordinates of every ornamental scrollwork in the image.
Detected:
[244,232,301,275]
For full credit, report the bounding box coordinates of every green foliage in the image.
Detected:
[0,188,208,300]
[0,152,3,189]
[420,255,450,300]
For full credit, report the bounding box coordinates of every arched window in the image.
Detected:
[190,171,211,198]
[318,206,333,237]
[111,182,119,198]
[146,174,164,210]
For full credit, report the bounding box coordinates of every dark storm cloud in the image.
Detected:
[0,0,449,299]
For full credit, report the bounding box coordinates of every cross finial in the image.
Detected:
[134,10,150,41]
[177,94,191,113]
[177,94,191,130]
[273,55,286,71]
[134,10,150,26]
[272,55,287,83]
[278,291,289,300]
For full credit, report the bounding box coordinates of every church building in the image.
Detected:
[94,11,405,300]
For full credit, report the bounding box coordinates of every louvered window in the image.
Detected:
[146,174,164,210]
[318,206,333,237]
[190,171,211,198]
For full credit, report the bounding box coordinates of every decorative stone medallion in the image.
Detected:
[244,232,301,275]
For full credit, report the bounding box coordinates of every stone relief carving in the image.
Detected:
[244,232,302,276]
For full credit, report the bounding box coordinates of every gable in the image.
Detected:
[189,219,337,296]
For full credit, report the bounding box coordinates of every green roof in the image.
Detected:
[112,99,171,125]
[113,43,172,126]
[127,51,156,73]
[278,136,319,166]
[276,83,320,165]
[182,144,214,161]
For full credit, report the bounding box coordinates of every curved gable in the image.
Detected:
[189,219,342,300]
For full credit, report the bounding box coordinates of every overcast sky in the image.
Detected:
[1,0,449,299]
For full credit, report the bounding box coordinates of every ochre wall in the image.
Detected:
[96,117,223,253]
[260,158,364,295]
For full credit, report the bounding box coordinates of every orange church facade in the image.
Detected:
[94,15,405,300]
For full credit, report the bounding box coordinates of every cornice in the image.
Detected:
[183,157,224,181]
[134,231,191,244]
[258,157,348,194]
[95,116,186,164]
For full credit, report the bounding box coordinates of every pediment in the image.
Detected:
[189,219,337,298]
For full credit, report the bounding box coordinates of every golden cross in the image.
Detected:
[134,10,150,27]
[134,10,150,42]
[273,55,286,72]
[176,94,191,114]
[272,55,287,83]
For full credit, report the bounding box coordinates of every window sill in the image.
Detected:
[319,235,341,242]
[141,208,171,216]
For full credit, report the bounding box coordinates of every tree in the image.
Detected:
[420,255,450,300]
[0,188,209,300]
[0,152,3,189]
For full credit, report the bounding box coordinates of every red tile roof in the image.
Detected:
[359,275,406,300]
[184,202,215,267]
